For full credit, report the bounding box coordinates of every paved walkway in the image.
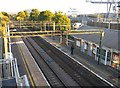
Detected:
[43,36,120,88]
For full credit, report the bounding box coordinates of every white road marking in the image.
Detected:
[23,38,51,87]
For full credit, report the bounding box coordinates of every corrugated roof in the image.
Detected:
[72,28,119,51]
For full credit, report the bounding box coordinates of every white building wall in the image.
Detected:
[87,42,92,56]
[74,37,119,68]
[81,40,84,52]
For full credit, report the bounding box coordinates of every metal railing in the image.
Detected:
[0,55,30,87]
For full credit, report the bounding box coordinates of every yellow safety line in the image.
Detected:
[16,38,35,87]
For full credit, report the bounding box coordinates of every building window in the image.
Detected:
[107,51,111,61]
[101,49,106,60]
[96,47,100,57]
[96,47,106,60]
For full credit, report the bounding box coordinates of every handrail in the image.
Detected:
[0,57,30,87]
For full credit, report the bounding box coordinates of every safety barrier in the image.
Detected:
[0,55,30,87]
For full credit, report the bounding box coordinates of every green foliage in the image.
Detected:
[16,11,26,21]
[24,10,29,17]
[53,11,70,24]
[52,11,63,24]
[44,10,54,22]
[38,11,45,21]
[30,9,40,21]
[2,16,10,23]
[0,12,10,35]
[24,10,30,20]
[52,11,71,30]
[39,10,54,22]
[0,12,10,27]
[2,12,9,17]
[11,9,71,30]
[16,10,30,21]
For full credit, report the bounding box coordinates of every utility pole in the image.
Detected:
[3,23,8,59]
[53,22,55,40]
[44,22,46,31]
[66,25,69,46]
[98,31,104,64]
[60,25,63,44]
[19,18,21,29]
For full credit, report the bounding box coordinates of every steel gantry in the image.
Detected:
[0,21,104,87]
[0,21,104,60]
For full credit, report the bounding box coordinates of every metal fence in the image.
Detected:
[0,57,30,87]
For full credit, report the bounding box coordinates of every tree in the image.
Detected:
[44,10,54,22]
[52,11,63,24]
[1,12,9,18]
[38,11,45,21]
[39,10,54,22]
[16,11,26,21]
[24,10,30,20]
[0,12,10,36]
[2,16,10,22]
[30,9,40,21]
[0,13,10,27]
[52,11,71,30]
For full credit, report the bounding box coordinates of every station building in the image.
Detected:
[71,29,120,70]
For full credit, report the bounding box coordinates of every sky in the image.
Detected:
[0,0,118,14]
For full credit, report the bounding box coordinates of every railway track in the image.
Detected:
[33,36,113,87]
[23,38,65,87]
[24,36,113,87]
[23,37,79,87]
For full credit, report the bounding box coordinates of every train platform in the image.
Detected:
[43,36,120,87]
[2,78,16,87]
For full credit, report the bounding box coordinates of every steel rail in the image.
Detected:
[32,36,112,87]
[24,37,67,87]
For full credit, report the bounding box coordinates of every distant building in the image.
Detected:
[72,23,83,29]
[68,8,80,18]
